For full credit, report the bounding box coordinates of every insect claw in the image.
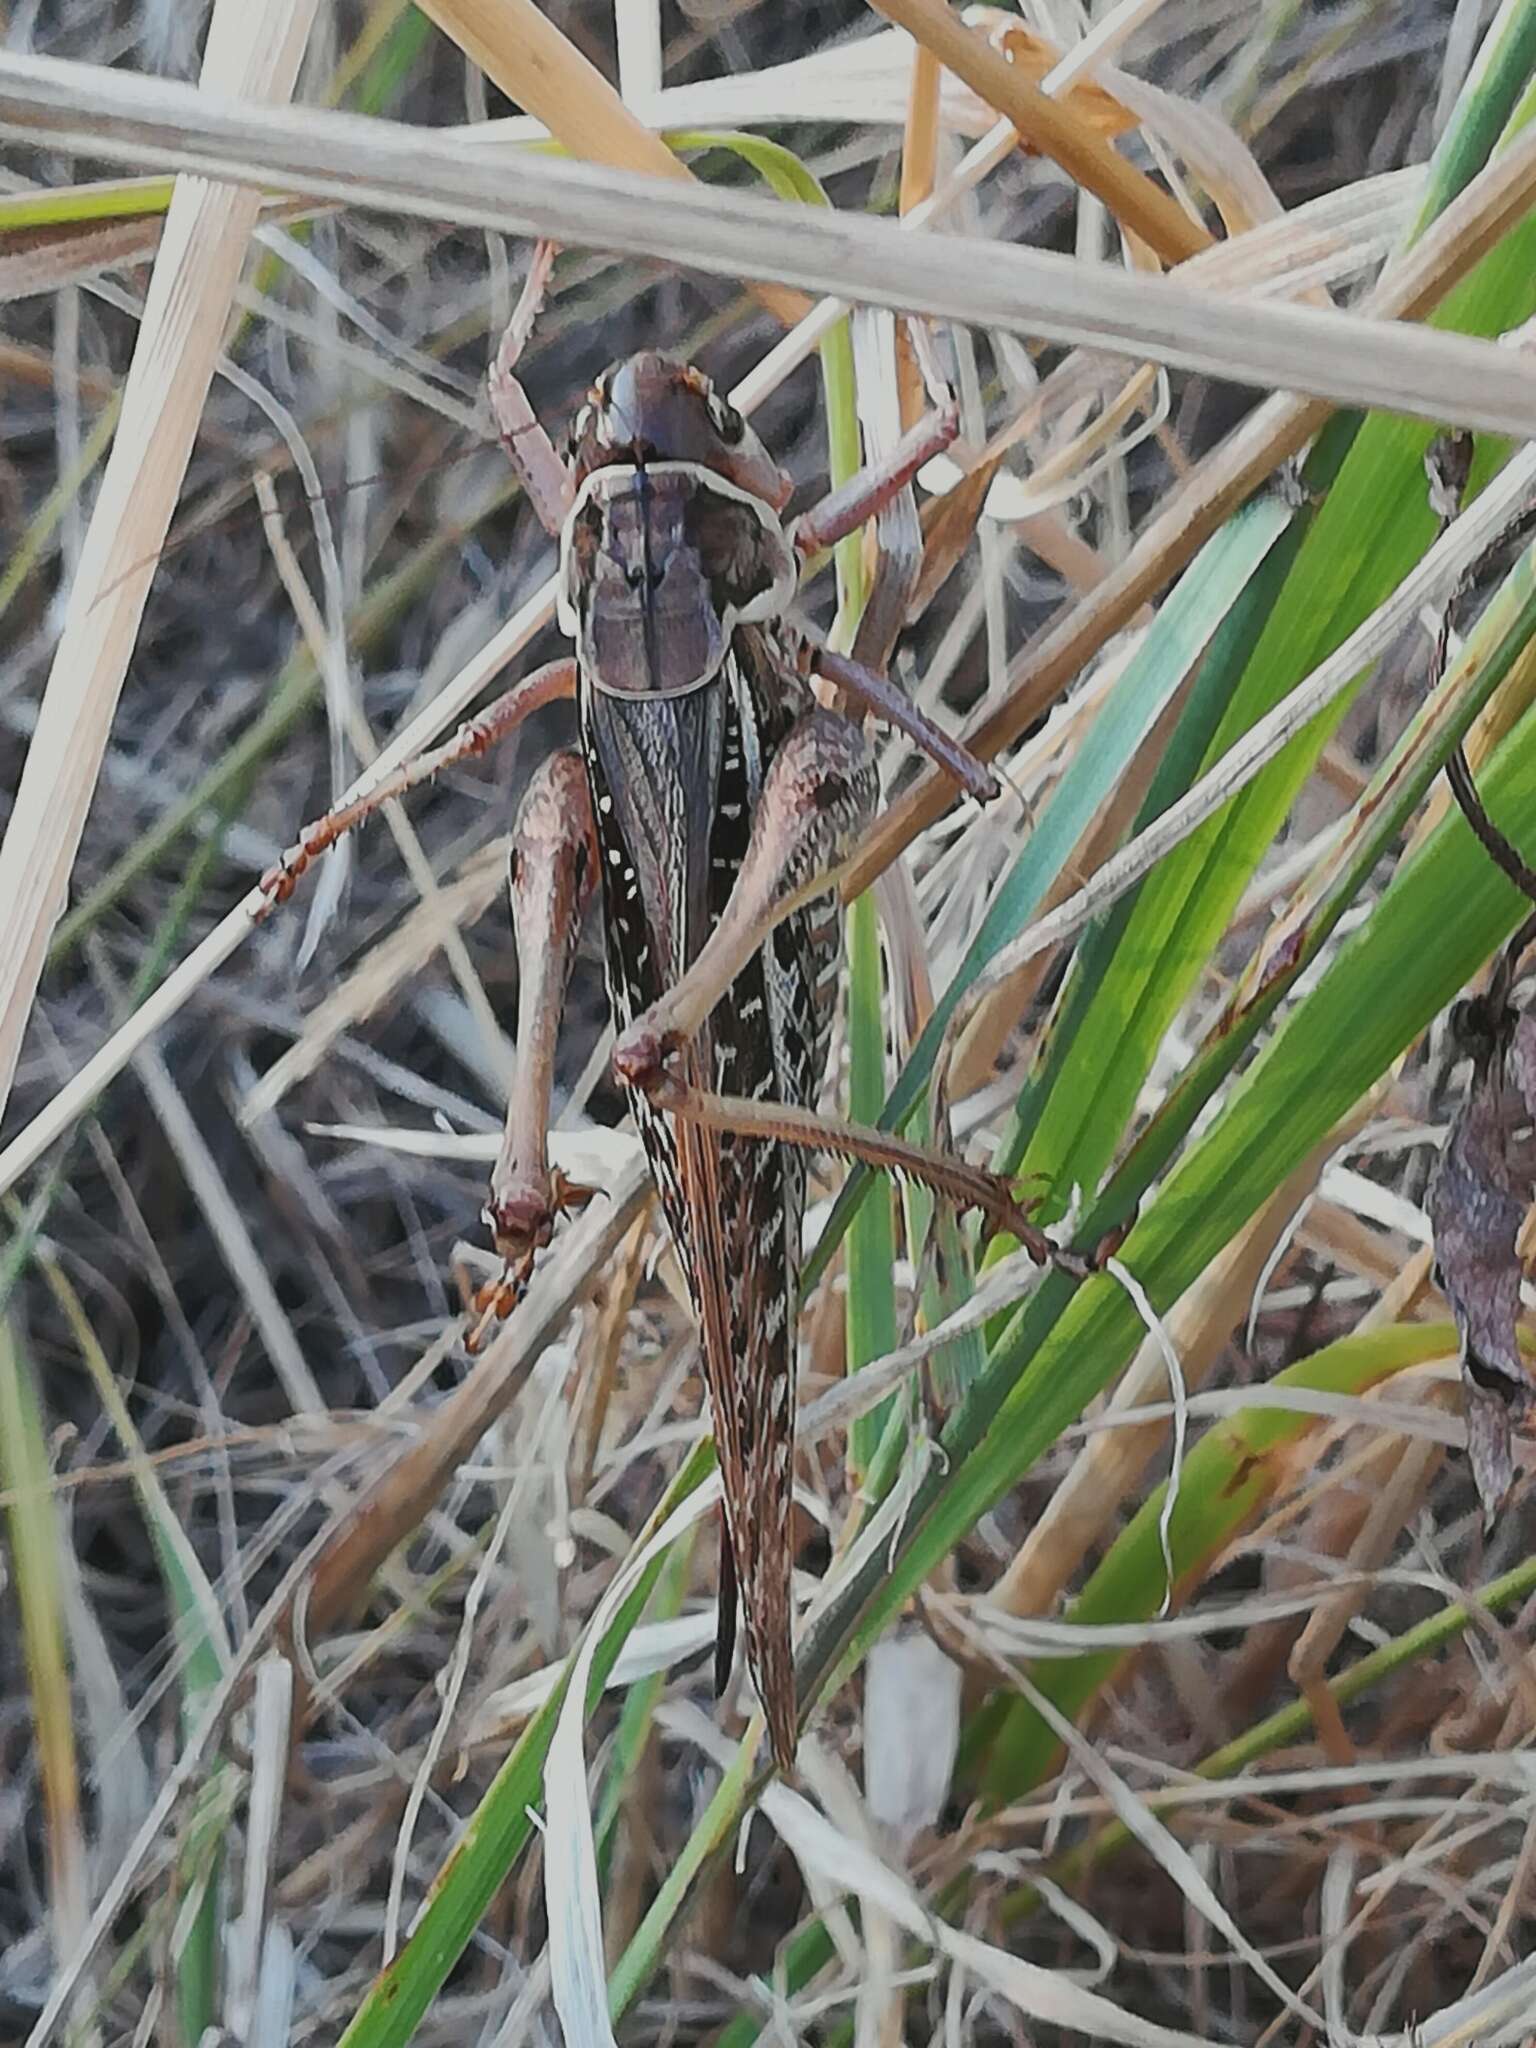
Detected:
[463,1257,534,1352]
[255,856,300,913]
[548,1167,602,1216]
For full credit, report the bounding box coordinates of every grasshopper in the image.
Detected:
[257,251,1067,1770]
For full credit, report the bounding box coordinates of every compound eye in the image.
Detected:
[706,391,745,445]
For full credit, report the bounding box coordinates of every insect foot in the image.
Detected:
[255,813,345,918]
[254,839,314,914]
[483,1165,598,1266]
[463,1265,531,1353]
[465,1168,600,1352]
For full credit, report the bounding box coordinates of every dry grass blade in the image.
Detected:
[0,190,321,301]
[1,58,1534,434]
[845,118,1536,890]
[0,573,550,1198]
[10,9,1536,2039]
[544,1479,724,2048]
[420,0,686,180]
[295,1149,649,1642]
[239,840,509,1118]
[117,993,323,1415]
[9,89,1515,1209]
[0,1326,89,1994]
[461,20,1139,150]
[418,0,805,325]
[994,1136,1351,1620]
[21,1432,384,2048]
[666,1704,1222,2048]
[935,432,1536,1070]
[869,0,1212,263]
[0,1,318,1132]
[224,1654,293,2039]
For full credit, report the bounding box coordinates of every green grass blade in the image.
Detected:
[1403,0,1536,232]
[0,398,120,632]
[844,888,899,1469]
[985,459,1343,1194]
[330,1,434,112]
[0,177,176,229]
[593,1528,696,1879]
[336,1442,714,2048]
[606,1727,765,2024]
[32,1250,232,2036]
[1011,101,1536,1233]
[804,493,1296,1290]
[978,1321,1461,1802]
[1058,517,1536,1245]
[0,1325,87,1973]
[716,1320,1467,2043]
[792,675,1536,1759]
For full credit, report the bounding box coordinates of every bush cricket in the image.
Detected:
[255,249,1073,1770]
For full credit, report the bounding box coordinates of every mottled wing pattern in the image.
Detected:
[698,634,835,1764]
[580,630,832,1765]
[577,681,721,1274]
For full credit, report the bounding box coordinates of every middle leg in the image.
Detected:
[610,708,1086,1281]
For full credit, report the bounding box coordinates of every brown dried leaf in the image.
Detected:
[1428,1009,1536,1518]
[912,453,1006,622]
[973,19,1141,141]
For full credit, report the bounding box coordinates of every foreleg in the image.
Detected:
[789,402,959,560]
[487,239,575,538]
[257,658,577,911]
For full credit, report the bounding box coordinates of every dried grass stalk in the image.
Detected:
[419,0,807,324]
[0,0,319,1127]
[1,57,1533,438]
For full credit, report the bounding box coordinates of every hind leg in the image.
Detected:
[467,748,599,1347]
